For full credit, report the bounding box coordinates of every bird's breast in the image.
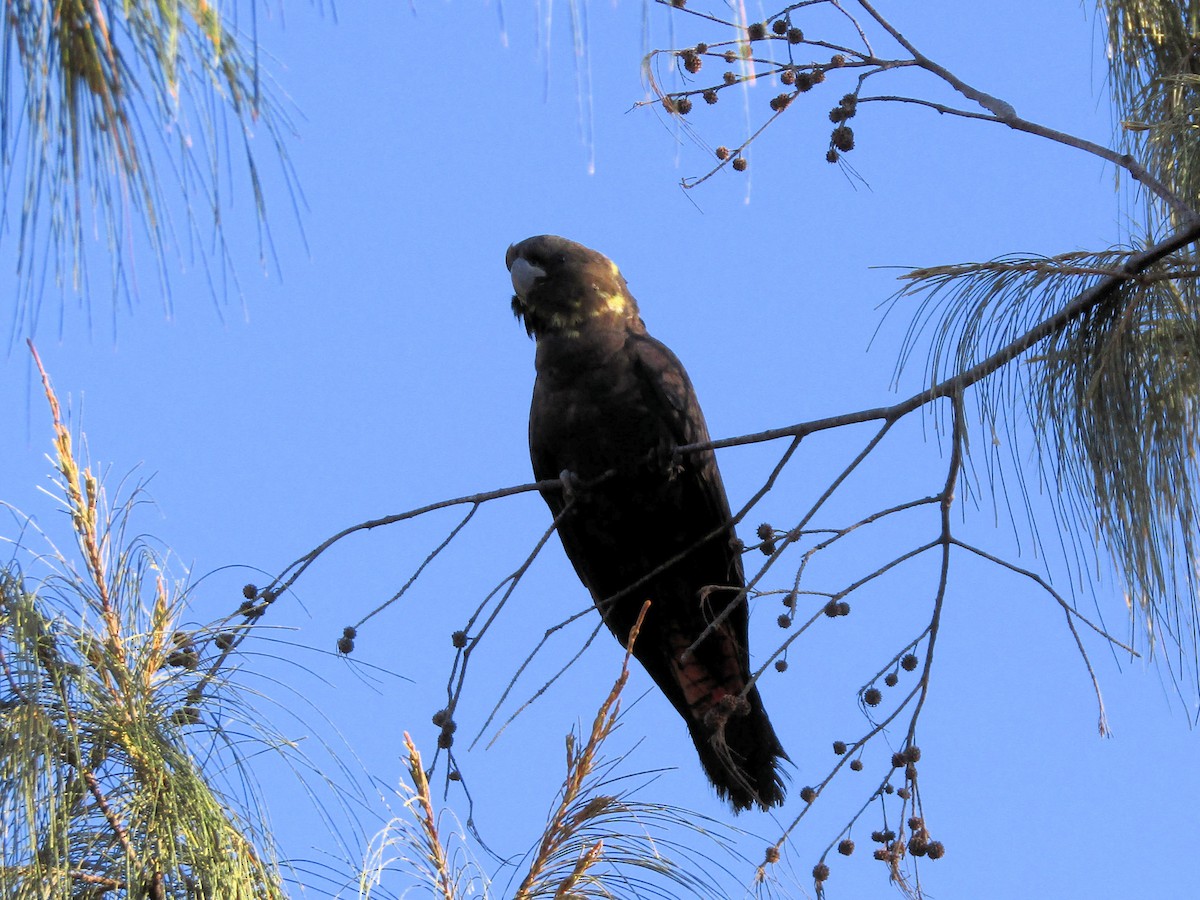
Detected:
[529,335,669,481]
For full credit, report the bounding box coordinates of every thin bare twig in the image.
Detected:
[949,537,1134,736]
[949,539,1137,655]
[687,421,894,662]
[681,216,1200,456]
[269,479,563,600]
[757,681,923,881]
[789,494,941,594]
[434,504,579,776]
[191,478,576,708]
[851,0,1195,220]
[352,504,480,630]
[902,391,966,744]
[476,619,605,750]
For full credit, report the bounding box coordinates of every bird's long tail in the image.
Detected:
[668,629,788,811]
[693,684,788,811]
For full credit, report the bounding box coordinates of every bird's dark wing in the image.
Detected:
[626,330,746,588]
[530,329,785,809]
[530,329,744,640]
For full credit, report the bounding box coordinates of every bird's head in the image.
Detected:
[506,235,642,339]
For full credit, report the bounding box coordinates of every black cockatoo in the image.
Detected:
[506,234,787,811]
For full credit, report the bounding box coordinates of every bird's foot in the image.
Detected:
[643,442,684,480]
[703,693,751,732]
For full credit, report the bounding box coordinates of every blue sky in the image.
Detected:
[3,2,1197,897]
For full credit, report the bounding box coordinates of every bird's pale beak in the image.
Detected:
[509,256,546,299]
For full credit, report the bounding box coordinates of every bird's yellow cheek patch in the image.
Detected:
[592,261,629,317]
[602,291,628,315]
